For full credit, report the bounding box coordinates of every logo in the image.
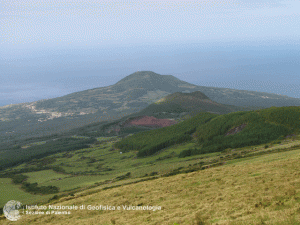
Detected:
[3,200,22,221]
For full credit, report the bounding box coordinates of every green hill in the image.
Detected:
[137,91,259,117]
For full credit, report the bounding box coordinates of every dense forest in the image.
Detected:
[180,107,300,157]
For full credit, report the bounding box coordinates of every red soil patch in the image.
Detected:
[125,116,177,128]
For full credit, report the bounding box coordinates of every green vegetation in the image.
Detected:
[4,172,60,195]
[118,126,153,136]
[140,101,188,114]
[0,129,300,222]
[12,174,28,184]
[21,182,59,195]
[1,105,300,224]
[178,148,194,158]
[0,137,96,170]
[4,144,300,224]
[0,178,55,208]
[115,172,131,181]
[24,170,70,184]
[114,112,217,157]
[115,107,300,159]
[192,107,299,156]
[3,73,300,224]
[137,90,253,118]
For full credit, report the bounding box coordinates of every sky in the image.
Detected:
[0,0,299,106]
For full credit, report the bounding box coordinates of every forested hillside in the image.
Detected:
[115,106,300,158]
[114,112,218,157]
[185,106,300,156]
[0,137,96,170]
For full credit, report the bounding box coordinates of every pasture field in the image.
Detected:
[2,141,300,224]
[24,170,71,184]
[1,134,300,220]
[96,136,119,142]
[0,178,55,207]
[41,175,110,192]
[72,135,90,139]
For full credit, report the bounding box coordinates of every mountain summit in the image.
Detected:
[113,71,196,92]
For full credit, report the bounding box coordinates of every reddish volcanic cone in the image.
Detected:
[126,116,177,128]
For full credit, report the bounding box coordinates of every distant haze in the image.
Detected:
[1,0,299,106]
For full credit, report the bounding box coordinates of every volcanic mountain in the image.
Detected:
[1,71,300,143]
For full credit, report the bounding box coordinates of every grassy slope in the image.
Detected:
[1,107,299,205]
[132,91,258,118]
[152,91,245,114]
[2,137,300,224]
[0,131,286,209]
[2,107,300,224]
[0,178,56,208]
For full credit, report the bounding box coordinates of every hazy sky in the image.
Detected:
[0,0,299,106]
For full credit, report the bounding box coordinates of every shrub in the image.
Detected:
[115,172,131,181]
[12,174,28,184]
[194,212,208,225]
[179,149,192,158]
[52,166,66,173]
[21,182,59,194]
[149,172,158,176]
[49,195,60,202]
[111,218,116,225]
